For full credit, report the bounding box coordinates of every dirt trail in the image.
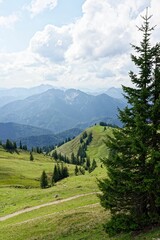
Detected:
[0,192,99,222]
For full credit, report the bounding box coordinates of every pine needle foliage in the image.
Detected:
[98,11,160,235]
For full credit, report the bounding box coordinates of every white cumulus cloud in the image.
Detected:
[0,13,19,28]
[28,0,58,17]
[65,0,152,62]
[29,24,72,62]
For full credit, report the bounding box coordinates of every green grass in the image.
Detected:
[1,126,160,240]
[0,147,54,187]
[0,204,109,240]
[0,172,103,217]
[1,203,160,240]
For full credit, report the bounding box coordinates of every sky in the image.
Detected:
[0,0,160,91]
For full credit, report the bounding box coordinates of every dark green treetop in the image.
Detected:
[98,11,160,235]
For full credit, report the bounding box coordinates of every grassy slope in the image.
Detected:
[55,125,112,161]
[0,147,53,187]
[0,126,160,240]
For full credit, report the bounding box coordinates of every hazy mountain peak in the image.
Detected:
[106,87,123,99]
[65,91,79,104]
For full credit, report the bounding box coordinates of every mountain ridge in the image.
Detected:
[0,88,125,133]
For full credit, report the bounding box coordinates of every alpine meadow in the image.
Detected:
[0,2,160,240]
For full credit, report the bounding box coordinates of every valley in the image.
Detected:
[0,125,160,239]
[0,1,160,239]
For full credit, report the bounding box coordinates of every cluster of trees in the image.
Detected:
[74,157,97,176]
[98,13,160,235]
[19,141,28,151]
[31,146,43,154]
[52,130,97,174]
[74,165,85,175]
[77,131,92,161]
[79,131,92,145]
[40,163,69,189]
[3,139,18,153]
[52,150,71,164]
[52,163,69,184]
[52,132,93,166]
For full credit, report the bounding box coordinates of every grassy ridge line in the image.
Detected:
[0,192,99,221]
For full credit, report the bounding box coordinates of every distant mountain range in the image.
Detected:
[0,84,53,108]
[18,128,82,149]
[0,122,52,141]
[0,122,82,149]
[0,88,125,133]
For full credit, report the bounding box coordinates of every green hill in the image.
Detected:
[54,124,113,161]
[0,132,160,240]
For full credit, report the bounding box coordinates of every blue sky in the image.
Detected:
[0,0,159,91]
[0,0,85,51]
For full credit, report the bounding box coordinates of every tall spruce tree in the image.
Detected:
[98,12,160,235]
[40,170,48,189]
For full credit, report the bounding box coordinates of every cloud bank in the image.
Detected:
[0,0,160,90]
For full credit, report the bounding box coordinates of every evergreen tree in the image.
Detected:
[62,165,69,178]
[5,139,14,151]
[89,159,97,173]
[52,150,58,160]
[98,12,160,235]
[82,131,87,139]
[30,151,34,161]
[57,163,62,180]
[71,152,77,164]
[13,141,17,149]
[79,166,85,175]
[52,164,59,183]
[85,156,91,170]
[87,132,93,145]
[75,165,79,175]
[19,140,22,149]
[40,170,48,189]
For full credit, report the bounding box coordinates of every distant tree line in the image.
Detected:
[39,135,75,154]
[31,146,43,154]
[99,122,118,128]
[2,139,18,153]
